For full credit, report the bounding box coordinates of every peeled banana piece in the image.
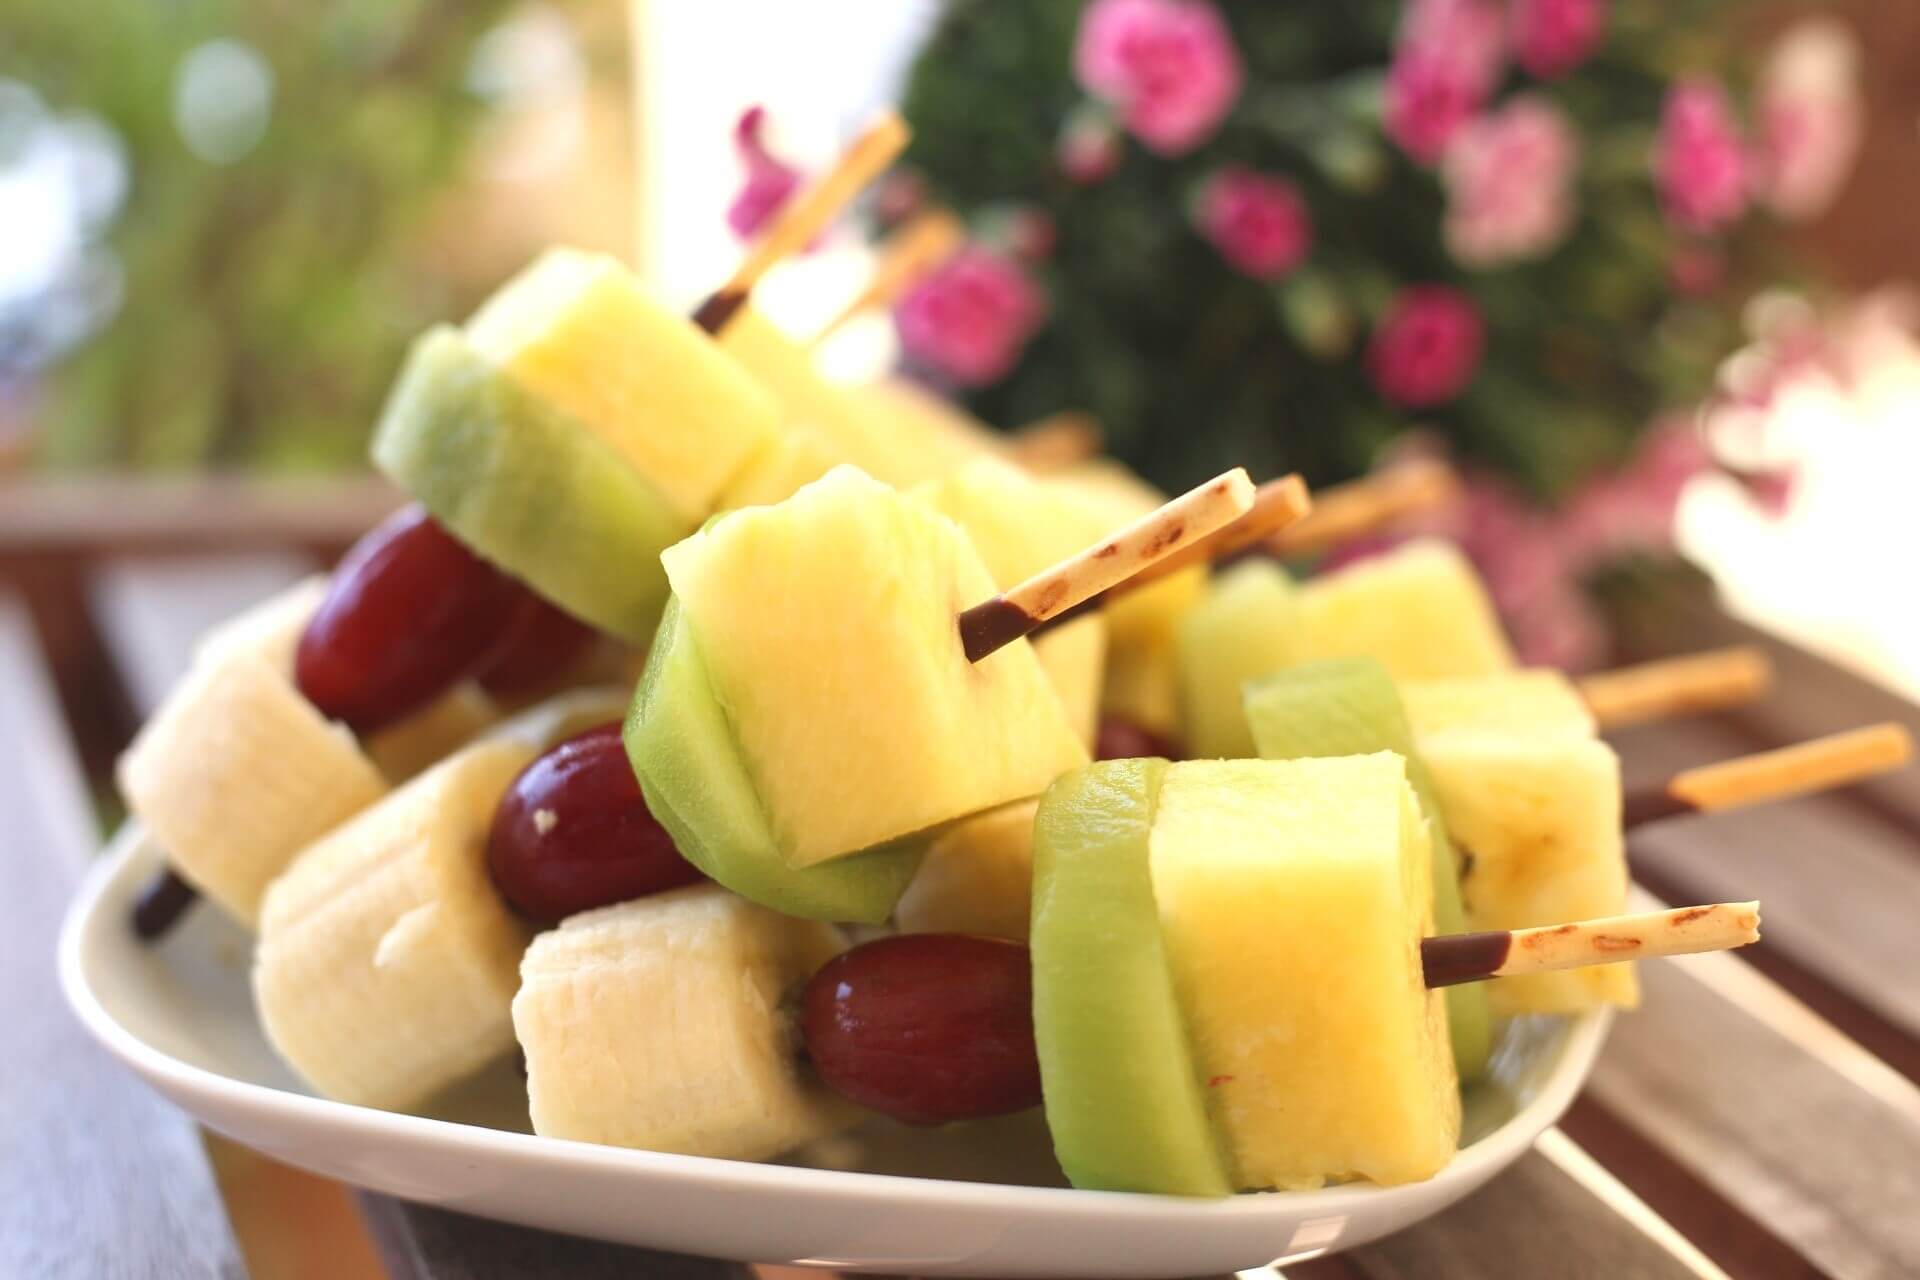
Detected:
[118,583,389,926]
[513,884,850,1161]
[253,738,538,1110]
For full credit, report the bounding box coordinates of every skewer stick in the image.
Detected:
[1268,459,1459,557]
[1029,474,1311,638]
[1622,723,1913,828]
[130,868,199,940]
[959,468,1256,662]
[1578,646,1774,730]
[1003,411,1105,471]
[1422,901,1761,988]
[813,209,964,344]
[693,111,912,334]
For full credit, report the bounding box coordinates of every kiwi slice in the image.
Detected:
[1242,657,1495,1080]
[371,328,688,644]
[1030,759,1233,1195]
[624,600,926,924]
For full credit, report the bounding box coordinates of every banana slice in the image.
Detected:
[514,884,850,1160]
[253,738,538,1110]
[119,629,389,927]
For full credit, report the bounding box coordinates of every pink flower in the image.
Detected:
[726,106,801,241]
[1654,79,1748,234]
[1562,420,1711,560]
[1058,107,1122,184]
[1195,168,1312,280]
[1073,0,1243,155]
[1753,18,1864,221]
[895,248,1046,387]
[1442,95,1579,266]
[1368,286,1485,407]
[1510,0,1606,80]
[1384,0,1506,165]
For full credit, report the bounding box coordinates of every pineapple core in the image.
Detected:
[1403,671,1636,1015]
[1148,755,1460,1189]
[661,466,1089,869]
[1295,539,1516,681]
[466,248,779,522]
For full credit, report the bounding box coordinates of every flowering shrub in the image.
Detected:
[886,0,1864,663]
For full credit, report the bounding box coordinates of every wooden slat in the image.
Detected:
[1615,715,1920,1042]
[1312,1148,1710,1280]
[0,474,399,553]
[0,594,246,1278]
[1587,950,1920,1276]
[362,1199,753,1280]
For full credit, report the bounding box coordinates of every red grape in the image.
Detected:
[476,592,600,698]
[486,722,701,924]
[1095,715,1180,762]
[296,505,526,734]
[800,934,1042,1126]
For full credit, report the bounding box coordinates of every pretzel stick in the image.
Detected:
[813,209,964,344]
[1422,902,1761,988]
[1269,459,1459,557]
[1579,647,1774,730]
[1623,723,1913,827]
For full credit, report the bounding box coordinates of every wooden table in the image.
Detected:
[5,548,1918,1279]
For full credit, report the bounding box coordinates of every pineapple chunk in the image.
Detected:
[1149,756,1459,1189]
[513,885,848,1160]
[718,306,926,488]
[467,249,779,521]
[1413,716,1636,1014]
[1052,461,1207,738]
[661,466,1088,868]
[917,458,1114,747]
[718,424,846,511]
[1402,669,1596,740]
[1175,560,1300,759]
[895,799,1038,940]
[859,377,1008,483]
[1296,540,1515,681]
[254,740,537,1110]
[1032,616,1107,750]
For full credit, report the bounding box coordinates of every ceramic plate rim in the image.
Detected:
[62,821,1613,1227]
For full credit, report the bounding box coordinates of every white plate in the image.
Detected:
[63,824,1611,1277]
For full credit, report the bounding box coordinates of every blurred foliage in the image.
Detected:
[6,0,523,471]
[900,0,1801,498]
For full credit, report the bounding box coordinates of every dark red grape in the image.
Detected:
[477,592,600,698]
[1094,715,1180,762]
[295,505,526,734]
[486,722,701,924]
[799,934,1042,1126]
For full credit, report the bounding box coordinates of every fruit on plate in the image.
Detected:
[1292,539,1515,681]
[465,248,781,524]
[1241,658,1493,1079]
[372,327,693,644]
[915,458,1114,748]
[1400,671,1635,1015]
[1050,461,1208,740]
[119,580,390,926]
[894,800,1040,941]
[1034,755,1459,1192]
[626,466,1087,918]
[715,305,924,488]
[253,737,542,1110]
[1030,758,1234,1196]
[1174,559,1300,760]
[513,883,849,1160]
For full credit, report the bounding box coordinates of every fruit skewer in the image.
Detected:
[1577,645,1775,730]
[1268,458,1460,558]
[812,208,964,345]
[1622,722,1913,828]
[692,111,911,335]
[1020,474,1308,642]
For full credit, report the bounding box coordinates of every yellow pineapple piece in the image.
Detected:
[894,800,1039,941]
[718,424,846,511]
[1149,755,1458,1189]
[1406,679,1635,1015]
[661,466,1089,868]
[860,377,1009,482]
[1295,540,1514,681]
[466,249,779,521]
[1033,616,1107,750]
